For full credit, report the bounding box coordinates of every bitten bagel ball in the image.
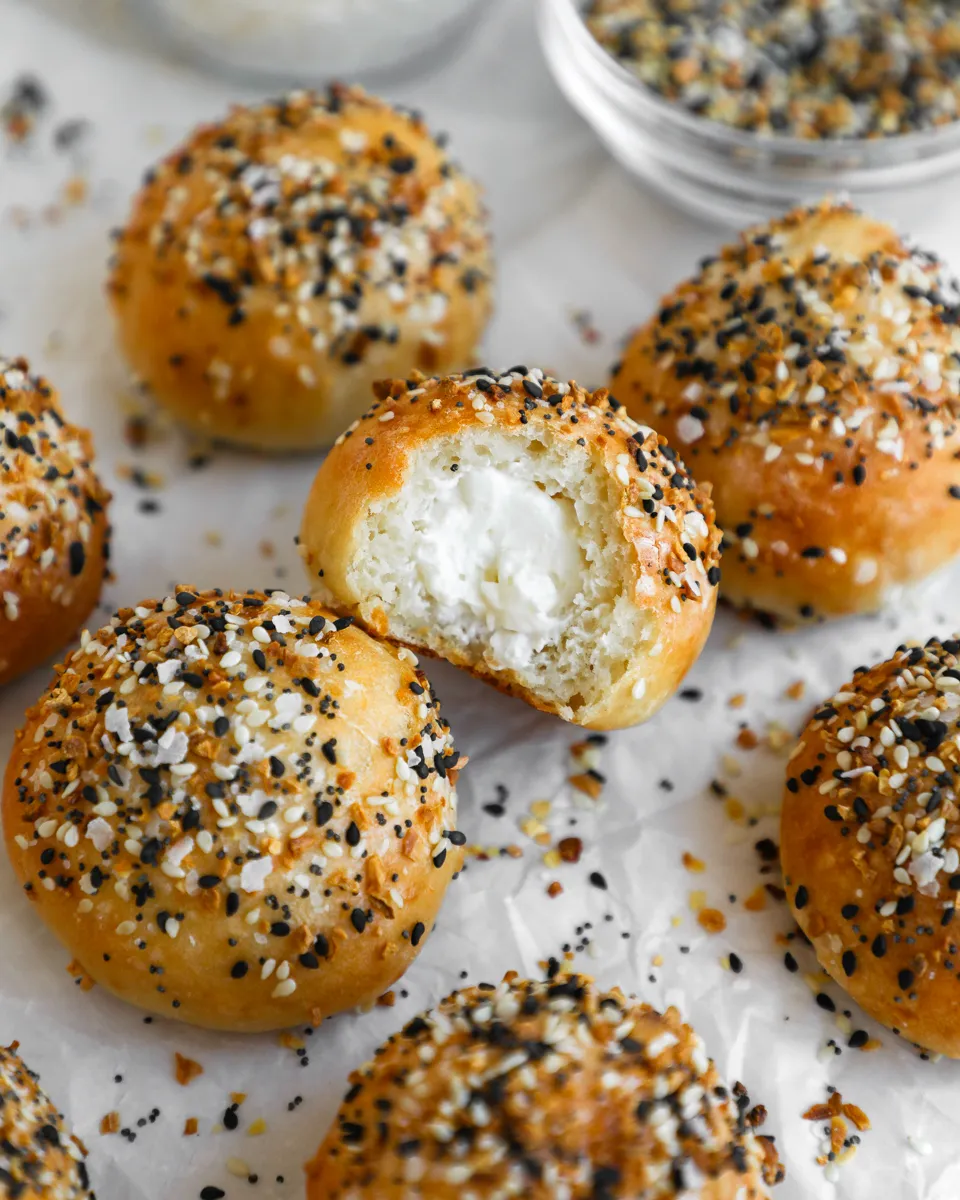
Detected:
[0,1042,91,1198]
[0,355,110,687]
[299,369,721,730]
[306,972,783,1199]
[782,637,960,1057]
[107,85,492,451]
[612,200,960,623]
[2,588,463,1033]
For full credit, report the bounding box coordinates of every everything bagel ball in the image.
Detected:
[613,200,960,623]
[307,972,783,1198]
[300,369,721,730]
[0,1042,91,1198]
[0,355,110,686]
[2,588,462,1032]
[107,85,492,451]
[783,636,960,1056]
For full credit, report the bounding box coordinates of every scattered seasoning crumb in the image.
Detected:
[99,1111,120,1135]
[743,885,768,912]
[721,755,742,777]
[569,772,603,800]
[116,463,165,489]
[570,308,602,345]
[377,991,396,1007]
[698,907,727,934]
[547,880,564,897]
[736,727,759,750]
[2,74,47,143]
[557,836,583,863]
[682,851,705,872]
[66,959,96,991]
[785,680,806,700]
[728,693,746,708]
[175,1054,204,1087]
[123,414,153,448]
[61,176,87,206]
[54,118,89,152]
[765,722,794,752]
[184,1118,199,1136]
[802,1088,871,1180]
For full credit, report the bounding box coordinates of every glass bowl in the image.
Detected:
[136,0,496,86]
[538,0,960,227]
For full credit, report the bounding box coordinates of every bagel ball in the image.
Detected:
[612,200,960,623]
[299,369,721,730]
[0,1042,91,1199]
[107,85,492,451]
[306,972,783,1199]
[782,637,960,1056]
[0,356,110,686]
[2,588,463,1033]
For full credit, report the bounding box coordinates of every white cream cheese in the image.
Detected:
[399,464,582,667]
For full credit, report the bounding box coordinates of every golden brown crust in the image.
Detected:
[0,1042,91,1198]
[2,588,462,1033]
[299,369,721,730]
[0,356,110,686]
[107,85,492,451]
[782,636,960,1056]
[612,200,960,623]
[306,972,782,1199]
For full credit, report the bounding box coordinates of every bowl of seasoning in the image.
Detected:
[136,0,497,84]
[538,0,960,225]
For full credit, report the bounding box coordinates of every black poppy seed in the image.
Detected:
[68,541,85,576]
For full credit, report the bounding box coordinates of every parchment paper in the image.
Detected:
[2,2,960,1196]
